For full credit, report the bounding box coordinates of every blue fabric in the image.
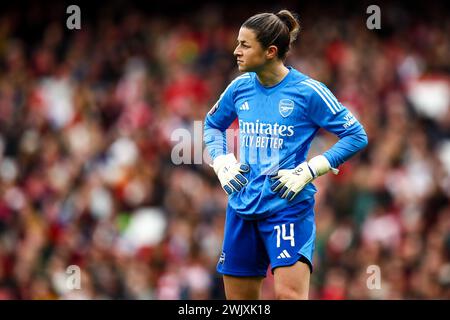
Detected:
[204,67,368,218]
[217,198,316,276]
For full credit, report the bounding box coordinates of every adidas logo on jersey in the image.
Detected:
[240,101,250,111]
[277,250,291,259]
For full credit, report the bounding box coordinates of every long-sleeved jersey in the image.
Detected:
[204,67,368,219]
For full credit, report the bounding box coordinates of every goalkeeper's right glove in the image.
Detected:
[211,153,250,195]
[271,155,339,201]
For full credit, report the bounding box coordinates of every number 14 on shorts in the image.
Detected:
[274,223,295,248]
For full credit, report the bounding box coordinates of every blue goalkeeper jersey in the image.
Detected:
[204,67,368,219]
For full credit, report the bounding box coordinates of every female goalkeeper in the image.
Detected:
[203,9,368,299]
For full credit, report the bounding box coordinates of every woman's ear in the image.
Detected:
[266,45,279,60]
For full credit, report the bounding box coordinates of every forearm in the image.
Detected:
[204,117,228,161]
[322,127,368,169]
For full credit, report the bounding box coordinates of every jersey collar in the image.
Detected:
[254,66,293,95]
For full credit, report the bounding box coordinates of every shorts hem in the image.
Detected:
[217,268,267,277]
[270,254,313,274]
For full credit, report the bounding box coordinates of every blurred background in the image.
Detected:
[0,0,449,299]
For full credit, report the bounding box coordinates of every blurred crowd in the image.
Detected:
[0,0,449,299]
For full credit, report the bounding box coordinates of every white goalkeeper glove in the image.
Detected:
[271,155,339,201]
[212,153,250,195]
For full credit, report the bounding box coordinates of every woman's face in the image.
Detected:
[233,27,268,72]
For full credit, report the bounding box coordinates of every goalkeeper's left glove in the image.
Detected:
[271,155,339,201]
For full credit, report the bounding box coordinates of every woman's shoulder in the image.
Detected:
[223,72,254,94]
[288,69,330,98]
[230,72,254,85]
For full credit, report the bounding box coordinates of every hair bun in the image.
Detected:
[276,10,300,43]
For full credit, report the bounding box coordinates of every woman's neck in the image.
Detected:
[256,63,289,87]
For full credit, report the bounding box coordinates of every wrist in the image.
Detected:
[212,153,236,174]
[307,155,339,177]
